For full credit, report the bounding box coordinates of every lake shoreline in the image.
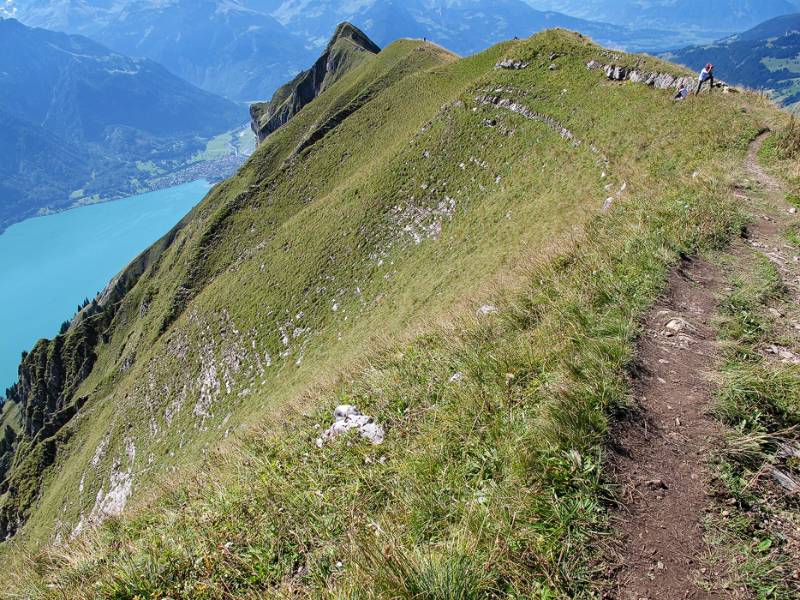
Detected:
[0,152,242,236]
[0,180,210,392]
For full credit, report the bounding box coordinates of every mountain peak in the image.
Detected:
[329,21,381,54]
[250,22,381,144]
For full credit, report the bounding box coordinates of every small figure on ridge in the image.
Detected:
[674,83,689,100]
[696,63,714,95]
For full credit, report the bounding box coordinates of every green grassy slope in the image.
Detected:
[0,29,789,598]
[0,36,461,545]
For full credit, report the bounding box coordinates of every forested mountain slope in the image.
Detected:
[0,26,793,598]
[663,13,800,111]
[0,18,242,232]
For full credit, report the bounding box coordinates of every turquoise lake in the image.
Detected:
[0,181,210,392]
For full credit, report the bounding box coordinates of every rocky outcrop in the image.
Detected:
[587,60,697,91]
[475,95,579,144]
[0,424,16,484]
[316,405,385,447]
[495,59,529,70]
[250,22,380,145]
[0,308,110,539]
[586,60,737,95]
[7,318,103,439]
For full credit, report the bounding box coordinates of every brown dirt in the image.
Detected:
[741,133,800,307]
[605,258,726,599]
[604,132,800,599]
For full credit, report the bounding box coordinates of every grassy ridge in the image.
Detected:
[0,38,467,547]
[9,114,751,598]
[250,22,382,143]
[0,29,787,597]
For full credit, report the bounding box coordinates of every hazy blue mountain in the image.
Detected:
[87,1,308,101]
[2,0,119,32]
[0,18,242,231]
[10,0,682,102]
[265,0,680,56]
[1,19,240,141]
[523,0,800,44]
[732,10,800,40]
[662,13,800,110]
[11,0,310,101]
[0,105,92,232]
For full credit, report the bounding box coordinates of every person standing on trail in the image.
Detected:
[696,63,714,95]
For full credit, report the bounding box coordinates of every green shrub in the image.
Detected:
[358,542,497,599]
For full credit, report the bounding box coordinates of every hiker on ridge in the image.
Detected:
[674,84,688,100]
[696,63,714,95]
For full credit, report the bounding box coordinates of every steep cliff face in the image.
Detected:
[0,309,107,538]
[0,411,17,485]
[250,22,380,144]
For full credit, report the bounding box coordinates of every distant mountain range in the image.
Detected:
[260,0,680,57]
[8,0,309,101]
[0,18,242,232]
[524,0,800,43]
[662,13,800,110]
[8,0,692,101]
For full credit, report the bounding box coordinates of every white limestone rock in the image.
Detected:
[317,405,385,447]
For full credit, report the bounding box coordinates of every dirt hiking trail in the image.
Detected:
[606,258,726,600]
[741,134,800,308]
[605,132,799,599]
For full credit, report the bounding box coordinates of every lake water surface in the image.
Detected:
[0,181,210,392]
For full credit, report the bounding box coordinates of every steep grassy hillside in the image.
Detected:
[0,28,790,598]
